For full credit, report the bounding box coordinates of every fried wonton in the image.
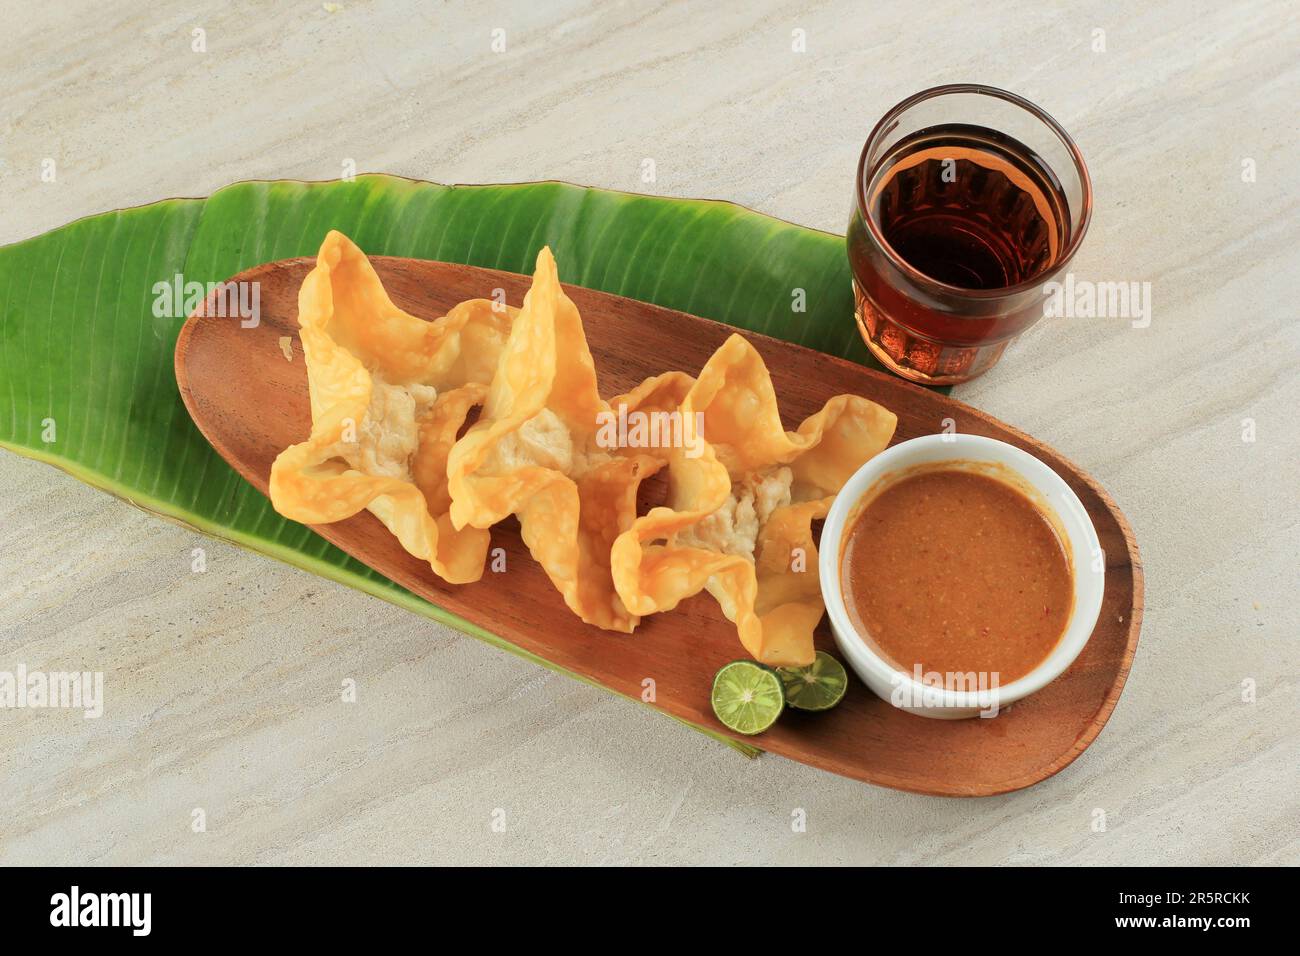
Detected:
[610,334,897,666]
[270,233,898,664]
[269,231,513,584]
[445,248,679,632]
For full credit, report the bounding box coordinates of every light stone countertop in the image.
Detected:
[1,0,1296,865]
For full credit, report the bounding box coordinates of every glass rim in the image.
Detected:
[855,83,1094,300]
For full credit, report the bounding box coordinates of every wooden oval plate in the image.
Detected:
[175,256,1142,796]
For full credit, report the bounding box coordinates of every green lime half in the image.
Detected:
[777,651,849,712]
[711,661,785,736]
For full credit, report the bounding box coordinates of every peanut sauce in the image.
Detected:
[841,467,1073,683]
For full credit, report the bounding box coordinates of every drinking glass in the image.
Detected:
[848,84,1093,385]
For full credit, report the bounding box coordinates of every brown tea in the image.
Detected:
[867,124,1069,290]
[848,121,1078,382]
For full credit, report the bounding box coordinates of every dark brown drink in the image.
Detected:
[867,124,1069,291]
[849,88,1092,384]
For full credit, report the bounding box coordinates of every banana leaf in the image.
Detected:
[0,174,878,758]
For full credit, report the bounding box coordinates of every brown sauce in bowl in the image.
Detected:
[840,466,1073,684]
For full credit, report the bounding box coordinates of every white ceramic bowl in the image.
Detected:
[819,434,1104,719]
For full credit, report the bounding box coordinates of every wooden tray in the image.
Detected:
[175,257,1143,796]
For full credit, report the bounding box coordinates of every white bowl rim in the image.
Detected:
[818,433,1105,711]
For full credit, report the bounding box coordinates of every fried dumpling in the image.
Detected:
[445,247,673,632]
[610,334,897,666]
[270,234,899,665]
[269,231,512,583]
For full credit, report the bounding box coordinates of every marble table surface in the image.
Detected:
[1,0,1295,865]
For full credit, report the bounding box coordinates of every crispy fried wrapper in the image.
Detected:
[446,248,683,632]
[610,334,897,666]
[270,235,897,659]
[269,231,512,584]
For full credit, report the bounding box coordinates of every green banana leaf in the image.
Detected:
[0,174,878,758]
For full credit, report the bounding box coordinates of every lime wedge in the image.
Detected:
[777,651,849,712]
[711,661,785,735]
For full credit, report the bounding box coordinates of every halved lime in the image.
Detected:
[711,661,785,735]
[777,651,848,712]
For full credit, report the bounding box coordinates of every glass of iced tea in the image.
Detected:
[848,84,1092,385]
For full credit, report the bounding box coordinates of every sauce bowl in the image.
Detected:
[818,434,1105,719]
